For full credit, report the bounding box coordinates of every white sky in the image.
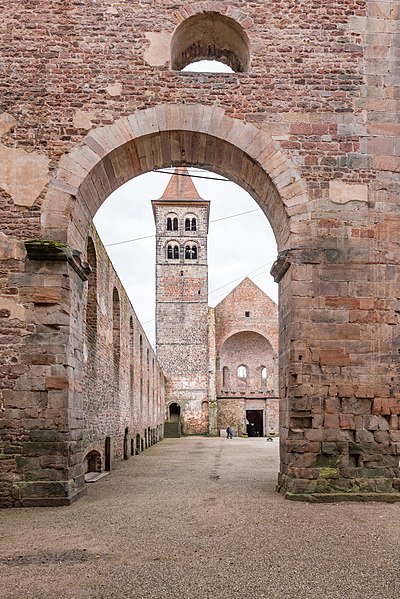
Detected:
[93,62,278,347]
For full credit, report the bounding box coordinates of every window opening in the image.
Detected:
[222,366,229,388]
[173,217,178,230]
[261,367,267,386]
[185,245,198,260]
[173,245,179,259]
[237,365,247,381]
[171,12,250,73]
[185,218,191,231]
[245,310,250,317]
[191,218,197,231]
[167,217,172,231]
[183,60,234,73]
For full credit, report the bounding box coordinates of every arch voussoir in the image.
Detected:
[44,103,307,251]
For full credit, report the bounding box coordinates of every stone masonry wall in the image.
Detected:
[153,200,210,434]
[0,0,399,501]
[214,278,279,437]
[82,228,165,470]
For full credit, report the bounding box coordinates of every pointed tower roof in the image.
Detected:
[161,167,202,201]
[151,168,210,227]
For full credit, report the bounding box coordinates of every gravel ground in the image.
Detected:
[0,436,399,599]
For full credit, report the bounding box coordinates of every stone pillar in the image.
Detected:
[4,241,90,507]
[272,247,400,501]
[208,308,217,436]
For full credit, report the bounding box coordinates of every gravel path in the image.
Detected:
[1,437,399,599]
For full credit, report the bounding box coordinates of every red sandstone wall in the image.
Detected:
[0,0,399,501]
[82,228,165,467]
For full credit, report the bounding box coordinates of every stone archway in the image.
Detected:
[41,103,309,254]
[38,103,309,501]
[8,102,400,505]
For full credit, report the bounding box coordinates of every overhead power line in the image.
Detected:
[154,169,229,182]
[104,208,261,247]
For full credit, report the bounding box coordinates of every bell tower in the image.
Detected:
[152,168,210,434]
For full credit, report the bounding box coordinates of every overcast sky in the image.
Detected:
[93,62,278,347]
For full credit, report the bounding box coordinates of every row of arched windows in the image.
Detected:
[166,217,197,232]
[85,237,164,424]
[222,365,268,387]
[166,244,198,260]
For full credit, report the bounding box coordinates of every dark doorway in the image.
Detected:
[169,402,181,422]
[246,410,264,437]
[105,436,111,471]
[124,428,129,460]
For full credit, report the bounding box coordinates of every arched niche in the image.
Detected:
[171,12,250,72]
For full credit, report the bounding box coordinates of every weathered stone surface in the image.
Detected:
[1,0,400,505]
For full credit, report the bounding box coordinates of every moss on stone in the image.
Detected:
[318,467,339,479]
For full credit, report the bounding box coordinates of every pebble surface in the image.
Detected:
[0,437,399,599]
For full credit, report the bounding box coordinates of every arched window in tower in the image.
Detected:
[173,217,178,231]
[166,217,172,231]
[167,244,180,260]
[185,245,198,260]
[185,218,191,231]
[191,218,197,231]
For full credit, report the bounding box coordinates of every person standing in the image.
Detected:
[226,426,233,439]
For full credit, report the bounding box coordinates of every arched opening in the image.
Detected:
[169,403,181,422]
[123,427,129,460]
[171,12,250,72]
[84,450,102,474]
[261,366,268,387]
[237,364,248,388]
[182,60,234,73]
[135,433,141,455]
[112,288,121,388]
[222,366,229,388]
[129,317,134,402]
[86,237,97,353]
[42,104,309,498]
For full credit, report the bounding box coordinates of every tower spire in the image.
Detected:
[161,167,202,202]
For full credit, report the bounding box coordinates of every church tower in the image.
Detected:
[152,168,210,434]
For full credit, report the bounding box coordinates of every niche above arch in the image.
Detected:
[171,12,250,73]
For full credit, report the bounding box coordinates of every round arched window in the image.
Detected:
[171,12,250,73]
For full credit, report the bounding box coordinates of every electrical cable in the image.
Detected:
[105,208,262,247]
[154,169,229,182]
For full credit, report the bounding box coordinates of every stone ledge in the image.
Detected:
[19,487,87,508]
[279,489,400,503]
[25,239,92,281]
[84,471,110,483]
